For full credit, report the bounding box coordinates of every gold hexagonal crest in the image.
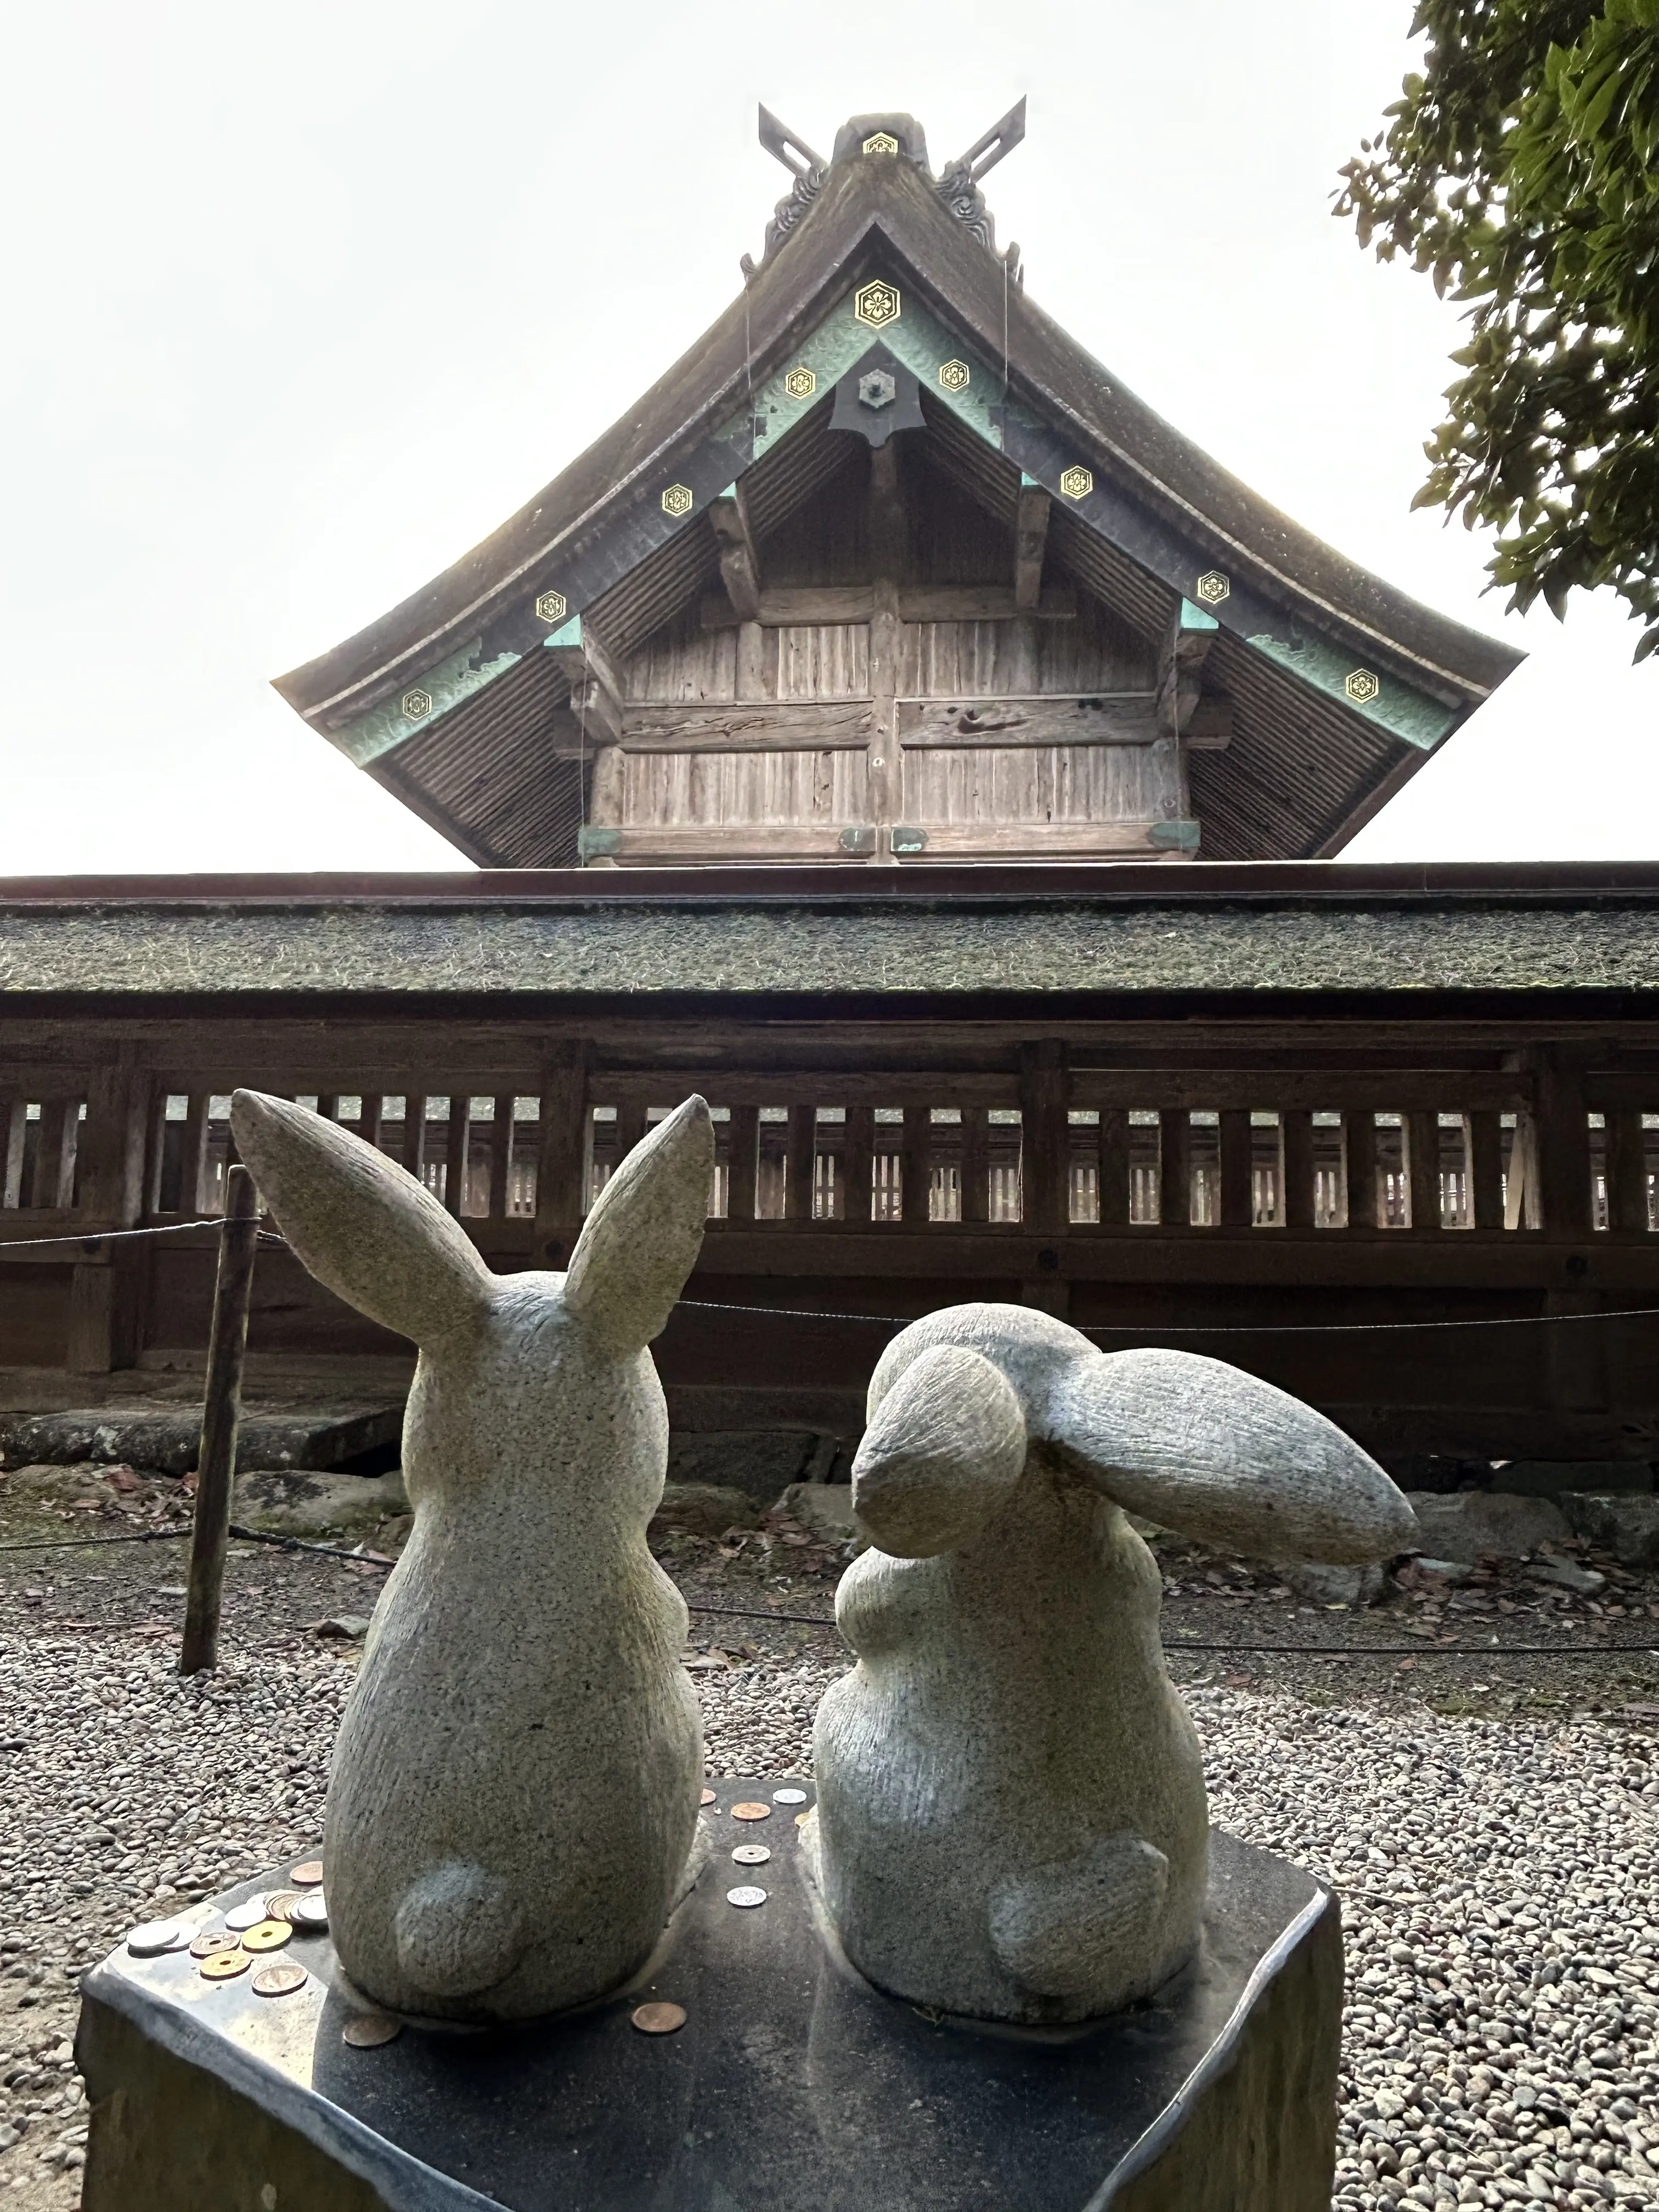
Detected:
[1345,668,1381,705]
[534,589,567,624]
[783,366,816,400]
[862,131,900,156]
[661,483,695,519]
[854,280,901,329]
[401,688,433,721]
[1195,569,1231,606]
[1058,465,1094,501]
[937,359,971,394]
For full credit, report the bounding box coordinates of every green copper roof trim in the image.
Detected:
[1181,598,1219,633]
[334,635,520,769]
[1245,630,1456,751]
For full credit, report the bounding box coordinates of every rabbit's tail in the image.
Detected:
[394,1861,523,2000]
[989,1832,1169,2005]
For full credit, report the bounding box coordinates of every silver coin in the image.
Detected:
[224,1894,269,1933]
[726,1886,768,1909]
[731,1844,771,1866]
[126,1918,191,1957]
[289,1892,329,1932]
[771,1787,808,1805]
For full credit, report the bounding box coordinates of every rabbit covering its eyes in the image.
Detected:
[808,1303,1417,2025]
[229,1088,715,2023]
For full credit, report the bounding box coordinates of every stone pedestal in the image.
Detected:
[78,1787,1342,2212]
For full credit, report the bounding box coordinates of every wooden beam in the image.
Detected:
[900,584,1076,624]
[1184,692,1234,751]
[573,823,881,864]
[622,701,876,752]
[698,583,1077,629]
[546,616,625,745]
[1013,482,1050,612]
[1156,600,1217,739]
[702,585,872,630]
[708,487,761,621]
[898,697,1155,749]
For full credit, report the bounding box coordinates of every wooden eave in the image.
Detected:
[272,147,1523,862]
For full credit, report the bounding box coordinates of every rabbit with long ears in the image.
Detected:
[809,1303,1416,2025]
[228,1087,715,2023]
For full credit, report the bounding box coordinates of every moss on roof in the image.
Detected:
[1,897,1656,998]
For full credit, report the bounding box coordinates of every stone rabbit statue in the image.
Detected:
[229,1087,715,2023]
[810,1302,1415,2025]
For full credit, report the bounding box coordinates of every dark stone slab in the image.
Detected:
[0,1400,401,1476]
[78,1785,1341,2212]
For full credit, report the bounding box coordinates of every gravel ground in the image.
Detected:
[3,1480,1657,2210]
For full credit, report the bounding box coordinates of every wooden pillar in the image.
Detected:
[1159,1109,1190,1228]
[866,443,904,863]
[901,1105,931,1226]
[959,1106,988,1226]
[358,1093,385,1151]
[727,1104,759,1224]
[1344,1111,1378,1233]
[1219,1109,1253,1229]
[443,1094,472,1218]
[533,1044,590,1259]
[1,1098,26,1209]
[69,1058,152,1374]
[316,1093,340,1125]
[1406,1110,1442,1233]
[178,1093,211,1215]
[1469,1110,1505,1231]
[1606,1109,1649,1234]
[1019,1043,1070,1235]
[1531,1054,1592,1240]
[29,1100,71,1209]
[1096,1108,1129,1227]
[401,1093,428,1184]
[787,1104,817,1223]
[488,1094,514,1222]
[1281,1110,1314,1231]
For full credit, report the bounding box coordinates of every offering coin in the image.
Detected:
[630,2001,687,2034]
[290,1893,329,1932]
[224,1895,269,1933]
[199,1950,250,1981]
[290,1860,324,1888]
[726,1886,768,1909]
[730,1802,771,1822]
[731,1844,771,1866]
[342,2013,402,2048]
[241,1920,292,1954]
[126,1918,190,1957]
[699,1788,717,1807]
[190,1929,235,1960]
[263,1891,302,1923]
[772,1787,808,1805]
[252,1965,308,1999]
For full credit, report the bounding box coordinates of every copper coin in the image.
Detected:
[699,1788,717,1807]
[241,1920,292,1953]
[342,2013,402,2047]
[772,1787,808,1805]
[252,1964,308,1999]
[795,1810,811,1827]
[630,2001,687,2035]
[190,1928,235,1960]
[263,1890,302,1922]
[731,1844,771,1866]
[199,1950,250,1980]
[730,1802,771,1821]
[290,1893,329,1932]
[290,1860,324,1888]
[224,1894,269,1932]
[726,1886,768,1909]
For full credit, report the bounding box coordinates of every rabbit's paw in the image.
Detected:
[394,1861,523,1999]
[989,1833,1169,2002]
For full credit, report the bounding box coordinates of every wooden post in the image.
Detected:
[444,1094,472,1217]
[533,1045,590,1260]
[1019,1043,1070,1235]
[1159,1109,1190,1228]
[1469,1110,1505,1229]
[179,1166,259,1677]
[179,1092,211,1213]
[727,1104,759,1224]
[1,1098,26,1209]
[358,1093,385,1150]
[1219,1109,1253,1229]
[1606,1109,1649,1234]
[1407,1110,1442,1233]
[401,1092,428,1182]
[787,1104,817,1222]
[488,1093,514,1221]
[901,1106,932,1226]
[842,1104,873,1225]
[1344,1111,1377,1233]
[1531,1054,1592,1240]
[69,1060,152,1374]
[866,443,904,864]
[29,1099,71,1208]
[1096,1108,1129,1227]
[1281,1110,1314,1231]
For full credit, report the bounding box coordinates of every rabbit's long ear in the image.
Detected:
[1050,1347,1417,1565]
[230,1090,494,1344]
[853,1344,1026,1558]
[563,1095,714,1353]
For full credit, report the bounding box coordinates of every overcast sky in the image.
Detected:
[3,0,1654,876]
